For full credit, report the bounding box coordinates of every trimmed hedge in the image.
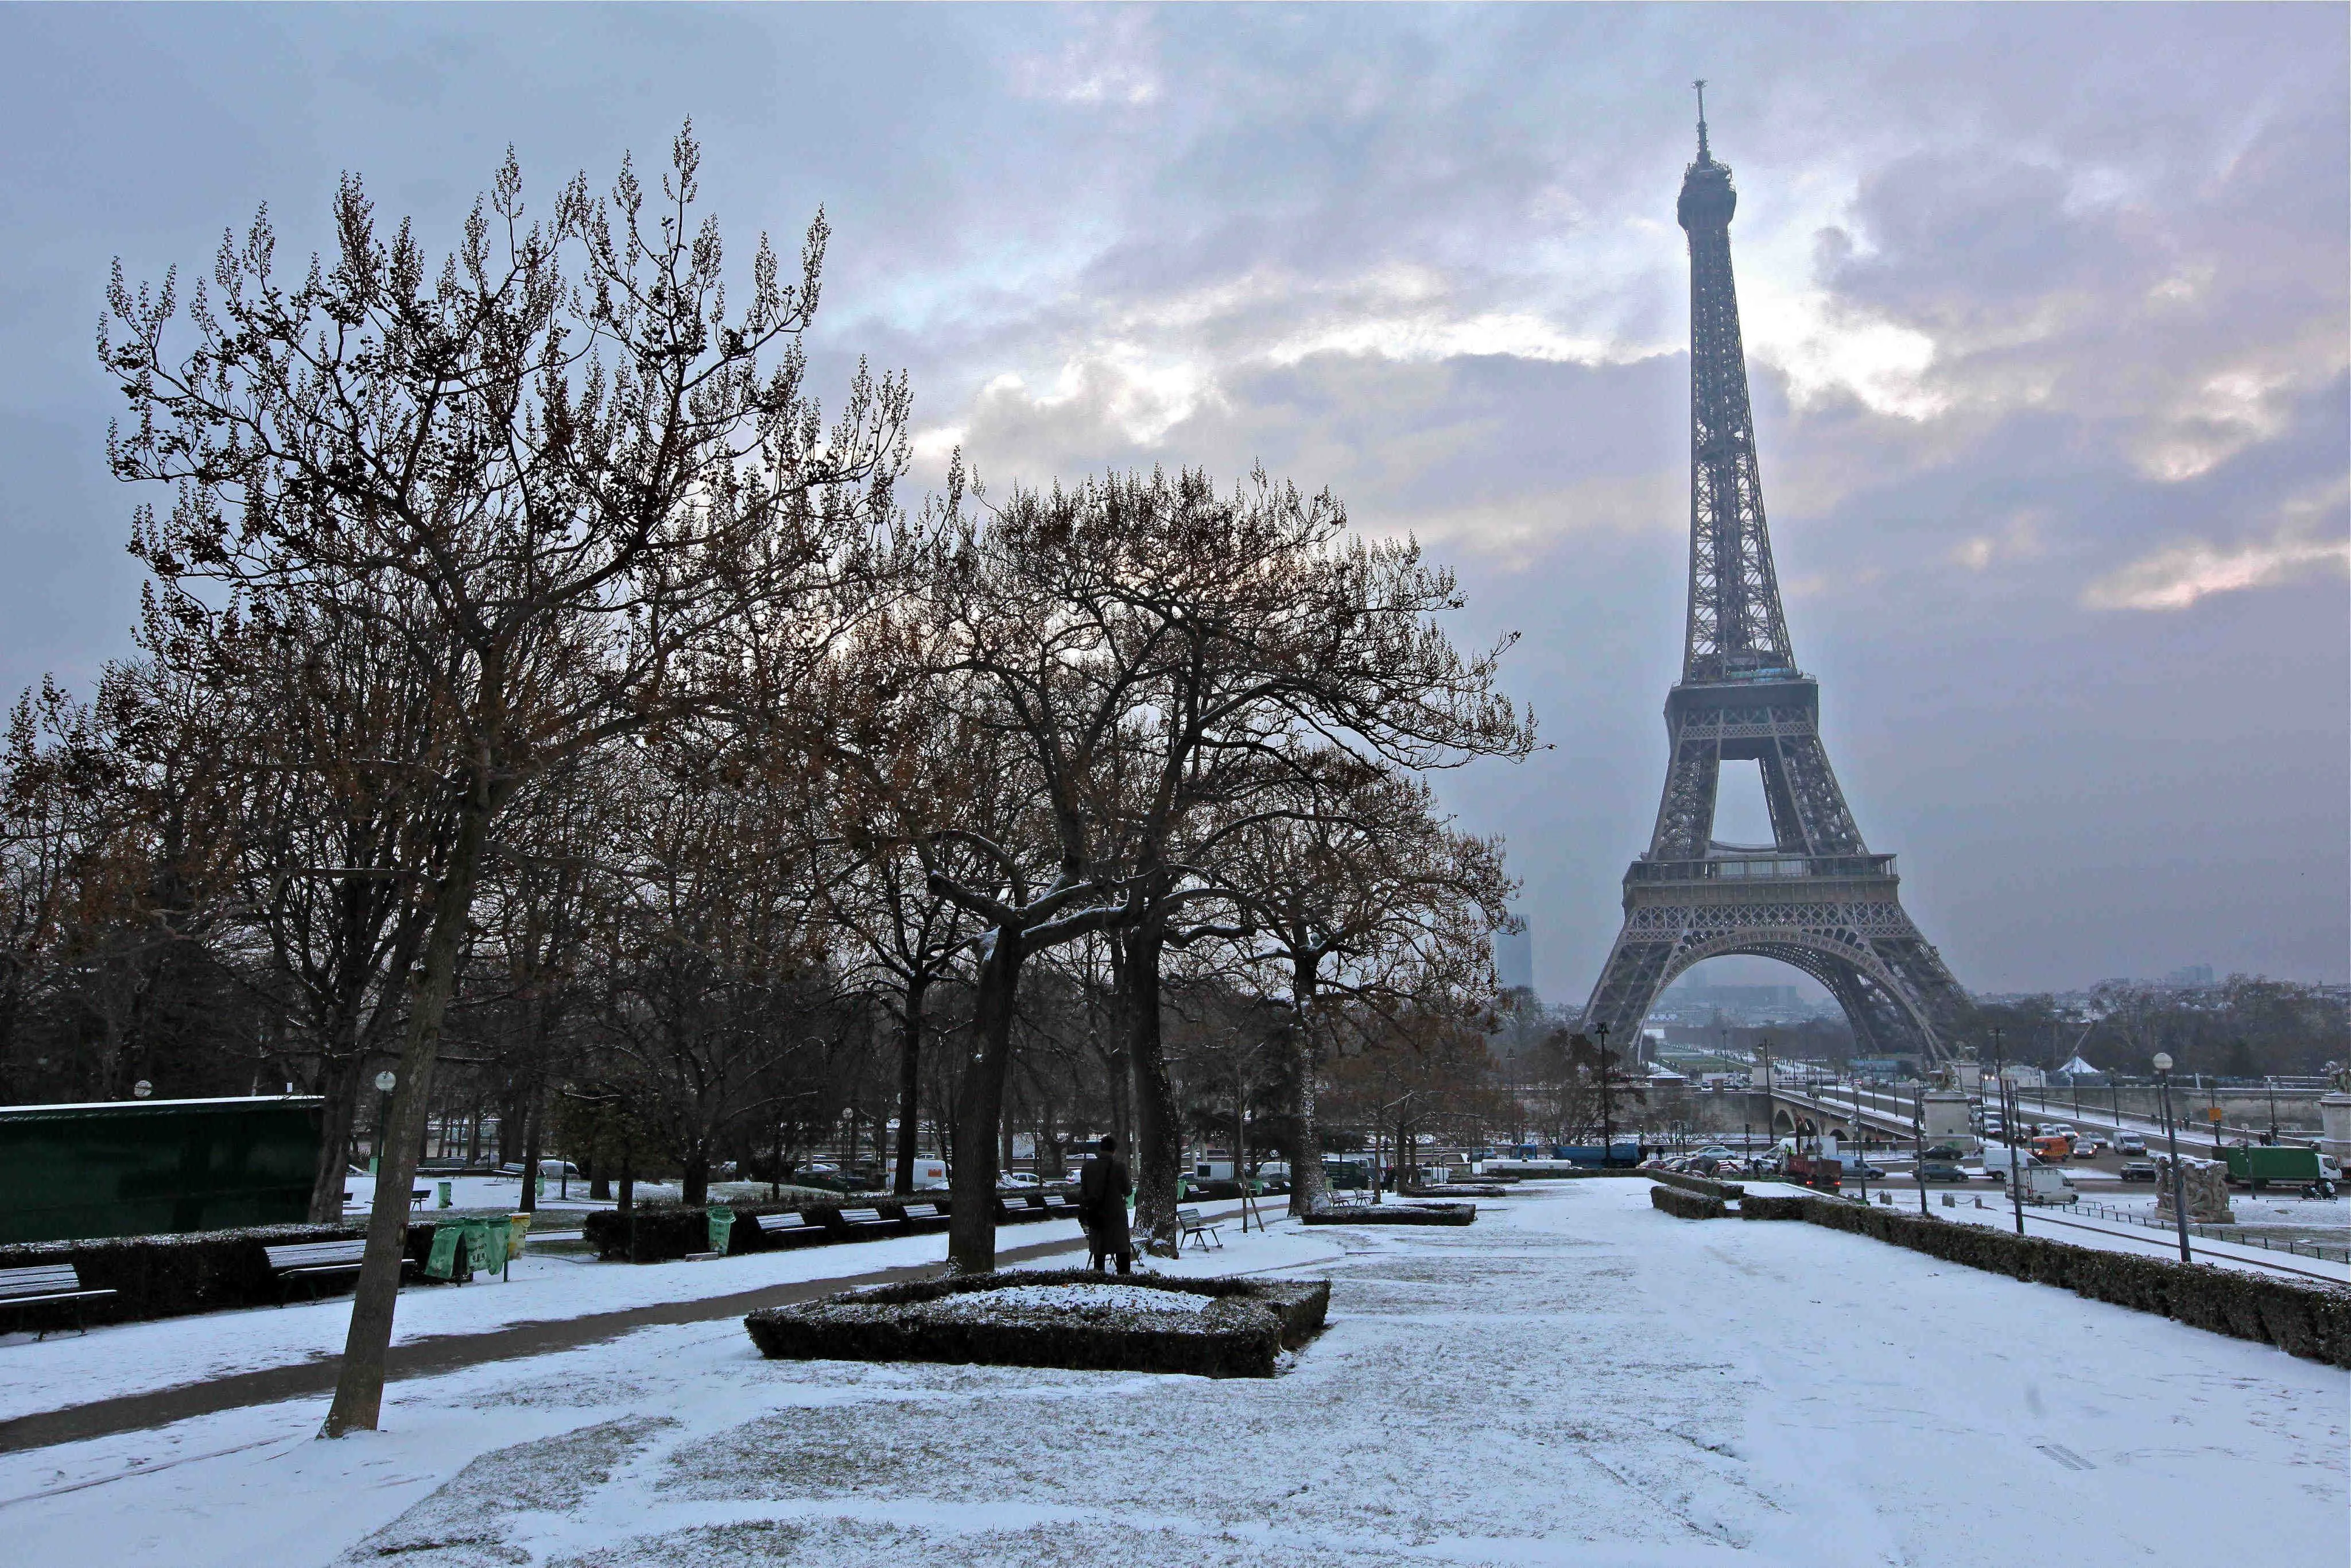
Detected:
[1300,1202,1476,1227]
[1650,1184,1728,1220]
[1746,1190,2351,1367]
[1648,1169,1746,1202]
[580,1191,1070,1264]
[744,1267,1330,1377]
[1739,1194,1811,1221]
[0,1221,459,1327]
[1400,1183,1509,1198]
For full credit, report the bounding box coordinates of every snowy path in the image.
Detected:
[0,1180,2341,1566]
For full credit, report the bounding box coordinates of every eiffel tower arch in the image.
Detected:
[1579,94,1969,1063]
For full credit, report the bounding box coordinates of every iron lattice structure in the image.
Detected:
[1579,103,1969,1062]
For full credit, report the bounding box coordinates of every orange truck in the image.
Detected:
[2030,1134,2073,1165]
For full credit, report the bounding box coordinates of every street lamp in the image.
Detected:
[1596,1022,1616,1167]
[1989,1027,2024,1236]
[1912,1091,1930,1217]
[2153,1053,2191,1263]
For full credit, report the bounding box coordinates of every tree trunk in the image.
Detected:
[893,977,925,1196]
[518,1093,542,1214]
[1120,919,1181,1256]
[1276,960,1325,1217]
[945,927,1024,1273]
[306,1039,365,1224]
[320,791,491,1438]
[681,1143,709,1208]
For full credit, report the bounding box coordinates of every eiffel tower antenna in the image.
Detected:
[1578,115,1970,1066]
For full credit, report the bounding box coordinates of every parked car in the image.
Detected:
[2119,1160,2159,1182]
[1000,1171,1040,1188]
[1922,1143,1970,1163]
[1920,1161,1971,1183]
[2115,1134,2147,1155]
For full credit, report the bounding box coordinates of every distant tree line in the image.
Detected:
[1962,981,2349,1077]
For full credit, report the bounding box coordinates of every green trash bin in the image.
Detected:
[424,1223,465,1280]
[707,1208,736,1255]
[467,1217,507,1277]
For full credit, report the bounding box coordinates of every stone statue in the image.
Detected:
[2155,1156,2235,1225]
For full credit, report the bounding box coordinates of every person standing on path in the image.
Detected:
[1078,1135,1135,1274]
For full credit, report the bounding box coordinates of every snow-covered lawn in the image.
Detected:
[0,1218,1092,1422]
[2,1179,2341,1566]
[1906,1189,2351,1283]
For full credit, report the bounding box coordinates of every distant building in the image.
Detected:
[2164,964,2216,988]
[1493,921,1534,994]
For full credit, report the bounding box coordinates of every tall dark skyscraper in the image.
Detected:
[1577,90,1969,1061]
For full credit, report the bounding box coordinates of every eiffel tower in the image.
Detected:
[1579,90,1969,1062]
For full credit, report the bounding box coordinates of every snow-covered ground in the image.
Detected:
[0,1218,1091,1422]
[1917,1190,2350,1283]
[2,1180,2341,1566]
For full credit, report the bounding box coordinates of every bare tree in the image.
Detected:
[103,128,908,1434]
[1220,765,1514,1213]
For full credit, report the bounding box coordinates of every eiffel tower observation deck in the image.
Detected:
[1579,89,1969,1062]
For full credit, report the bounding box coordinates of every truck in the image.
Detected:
[2222,1144,2337,1195]
[2021,1164,2077,1205]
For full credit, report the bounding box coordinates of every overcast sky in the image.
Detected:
[2,6,2344,999]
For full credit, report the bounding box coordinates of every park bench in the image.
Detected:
[901,1202,944,1227]
[836,1207,893,1232]
[1039,1194,1075,1214]
[1177,1207,1224,1252]
[0,1263,116,1340]
[754,1211,821,1244]
[264,1239,413,1305]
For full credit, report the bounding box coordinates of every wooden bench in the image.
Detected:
[263,1240,413,1305]
[1039,1194,1076,1214]
[0,1263,117,1340]
[753,1211,820,1244]
[1177,1206,1224,1252]
[901,1202,944,1225]
[835,1207,893,1231]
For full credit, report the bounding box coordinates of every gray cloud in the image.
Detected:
[0,4,2340,995]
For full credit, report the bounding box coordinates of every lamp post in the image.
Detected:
[2154,1053,2191,1263]
[2265,1076,2278,1144]
[1990,1027,2024,1236]
[1596,1022,1616,1167]
[1913,1092,1930,1217]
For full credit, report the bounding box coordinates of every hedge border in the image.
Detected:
[1299,1202,1476,1227]
[580,1191,1076,1264]
[1650,1184,1728,1220]
[0,1221,461,1328]
[743,1267,1330,1378]
[1748,1190,2351,1367]
[1648,1169,1747,1202]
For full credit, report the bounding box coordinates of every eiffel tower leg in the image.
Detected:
[1581,921,1677,1044]
[1648,733,1720,861]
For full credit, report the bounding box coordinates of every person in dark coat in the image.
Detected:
[1078,1135,1134,1274]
